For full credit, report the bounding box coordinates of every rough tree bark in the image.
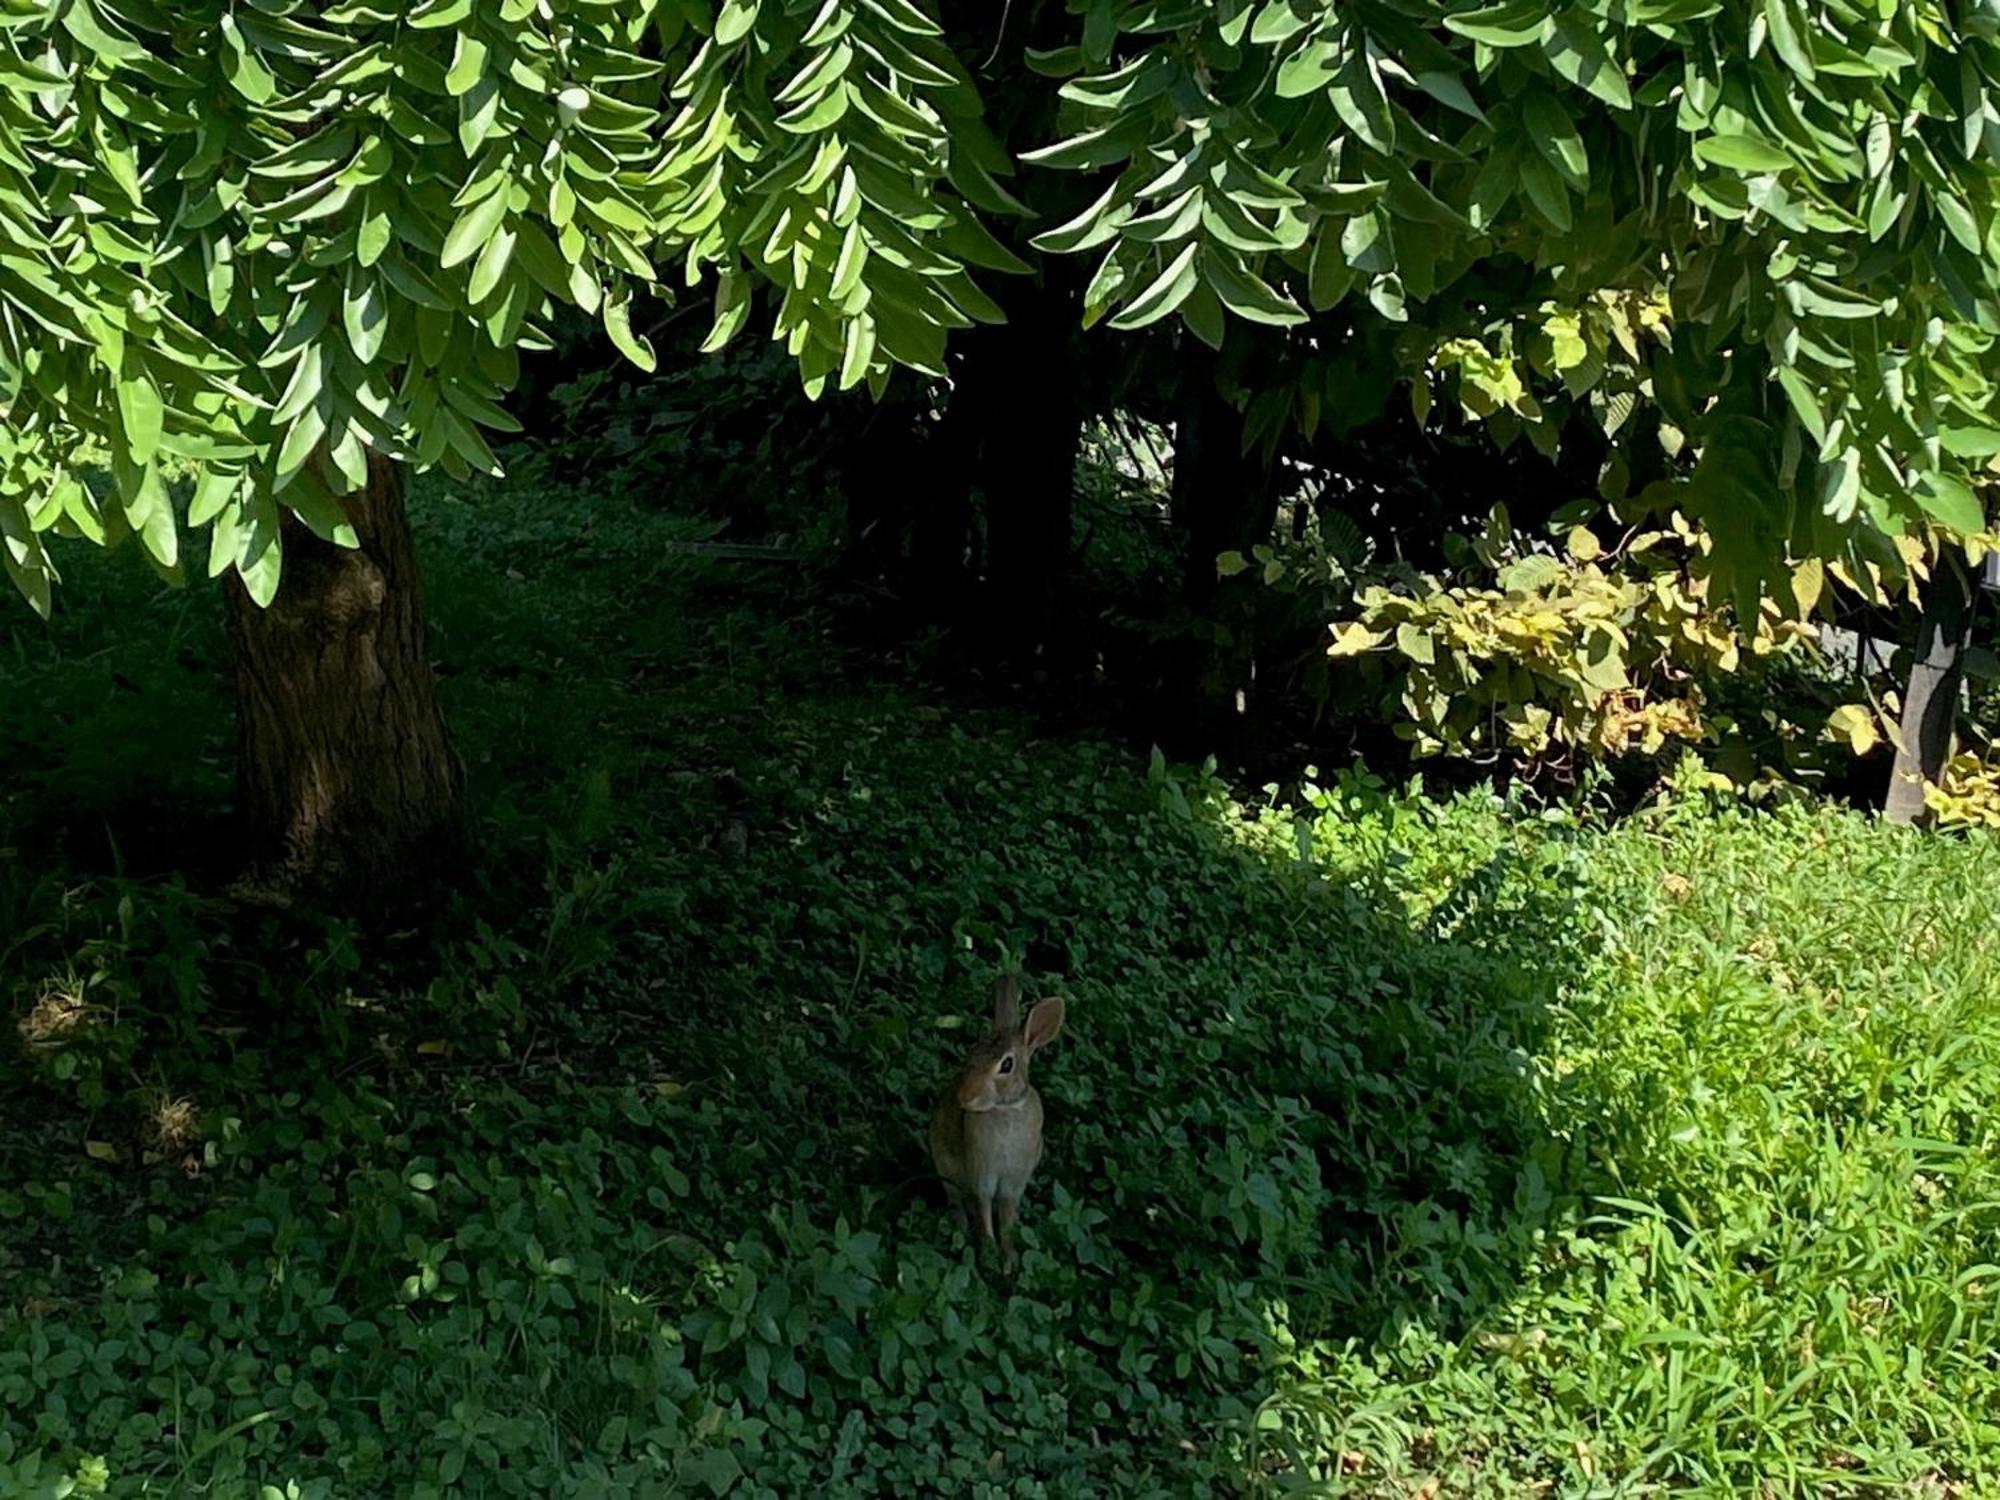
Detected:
[222,451,462,905]
[1884,552,1978,825]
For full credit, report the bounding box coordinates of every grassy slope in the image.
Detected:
[1,473,1997,1498]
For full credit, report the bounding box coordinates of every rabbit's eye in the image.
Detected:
[998,1055,1015,1075]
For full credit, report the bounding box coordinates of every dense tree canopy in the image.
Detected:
[2,0,1996,618]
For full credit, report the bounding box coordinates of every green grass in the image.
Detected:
[3,472,1999,1497]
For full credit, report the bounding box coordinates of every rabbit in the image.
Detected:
[929,974,1067,1273]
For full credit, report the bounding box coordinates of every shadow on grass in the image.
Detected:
[1,474,1592,1496]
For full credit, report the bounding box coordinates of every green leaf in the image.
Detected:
[1498,554,1565,592]
[1940,425,2000,460]
[1546,14,1633,109]
[1762,0,1815,80]
[1914,473,1986,533]
[1774,367,1826,445]
[0,503,53,619]
[273,344,325,426]
[1443,0,1550,47]
[409,0,473,27]
[1107,241,1201,330]
[1866,176,1906,241]
[116,366,163,465]
[1308,226,1356,311]
[512,222,572,300]
[838,313,877,390]
[938,213,1034,275]
[440,380,525,434]
[446,33,488,97]
[1059,52,1173,110]
[1577,636,1627,691]
[120,460,177,570]
[1276,40,1339,100]
[458,76,501,156]
[775,82,851,134]
[1790,278,1883,320]
[1413,70,1487,123]
[1694,135,1793,174]
[604,286,658,371]
[1395,621,1436,664]
[467,223,517,304]
[1818,447,1861,520]
[716,0,759,46]
[1330,41,1393,153]
[357,202,393,268]
[568,262,602,315]
[1367,271,1408,322]
[1517,154,1572,231]
[1021,118,1151,171]
[1250,2,1312,46]
[1340,209,1392,274]
[219,15,276,103]
[1524,94,1589,191]
[343,273,388,365]
[776,41,855,107]
[701,270,752,353]
[1934,192,1983,256]
[1181,278,1226,350]
[280,468,361,549]
[579,188,651,236]
[1863,117,1893,180]
[442,188,508,270]
[235,492,285,607]
[189,466,241,528]
[1201,252,1306,326]
[326,423,369,492]
[275,405,326,489]
[60,0,148,63]
[438,405,500,474]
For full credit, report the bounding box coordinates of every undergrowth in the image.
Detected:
[2,474,1996,1497]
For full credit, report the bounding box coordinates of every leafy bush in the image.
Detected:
[1926,747,2000,830]
[1324,507,1812,766]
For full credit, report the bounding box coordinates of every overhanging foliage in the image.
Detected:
[1,0,1996,612]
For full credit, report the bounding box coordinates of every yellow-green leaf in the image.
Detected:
[1828,703,1880,755]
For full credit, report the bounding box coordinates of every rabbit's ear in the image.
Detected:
[1022,995,1065,1053]
[991,974,1022,1033]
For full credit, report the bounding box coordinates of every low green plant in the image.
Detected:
[3,473,1997,1497]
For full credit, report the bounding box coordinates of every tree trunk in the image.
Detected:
[910,391,975,627]
[1173,375,1281,612]
[1169,359,1283,746]
[974,274,1087,665]
[223,452,462,905]
[1884,551,1977,825]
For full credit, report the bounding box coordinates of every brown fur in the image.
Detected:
[929,975,1067,1272]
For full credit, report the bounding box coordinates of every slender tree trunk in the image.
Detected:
[910,393,975,626]
[1174,377,1280,611]
[1885,552,1977,825]
[1170,359,1283,744]
[981,395,1083,663]
[975,272,1087,665]
[839,404,919,588]
[223,452,462,904]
